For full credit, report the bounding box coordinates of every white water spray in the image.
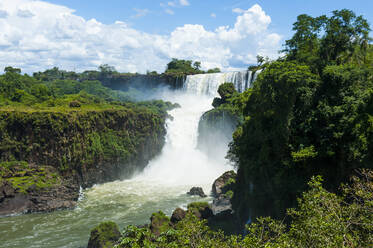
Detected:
[136,71,254,185]
[137,92,231,185]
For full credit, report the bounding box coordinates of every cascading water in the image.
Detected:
[0,71,253,248]
[184,70,256,95]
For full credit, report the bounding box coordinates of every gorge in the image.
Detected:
[0,70,253,248]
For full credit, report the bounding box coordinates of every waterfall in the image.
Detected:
[1,70,259,248]
[184,70,255,96]
[137,70,258,184]
[136,91,231,185]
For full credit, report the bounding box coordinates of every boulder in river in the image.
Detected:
[187,187,207,197]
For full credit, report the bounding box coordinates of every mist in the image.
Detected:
[134,88,232,186]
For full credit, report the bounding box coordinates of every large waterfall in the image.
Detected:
[1,71,255,248]
[184,70,257,96]
[137,71,257,184]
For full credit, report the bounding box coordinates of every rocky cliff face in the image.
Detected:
[197,108,240,160]
[0,107,167,215]
[101,74,185,92]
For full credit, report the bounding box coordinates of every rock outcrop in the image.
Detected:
[211,170,237,214]
[187,187,207,197]
[212,170,236,197]
[0,163,79,215]
[171,207,186,224]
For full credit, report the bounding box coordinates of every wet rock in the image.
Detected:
[212,170,236,197]
[212,194,232,215]
[187,187,207,198]
[0,194,30,215]
[2,182,15,197]
[87,221,121,248]
[171,207,186,224]
[0,180,79,215]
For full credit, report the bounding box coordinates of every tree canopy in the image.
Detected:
[226,9,373,224]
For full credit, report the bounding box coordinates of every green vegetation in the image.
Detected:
[164,58,222,78]
[88,221,121,248]
[227,9,373,223]
[150,211,172,236]
[0,161,61,193]
[194,8,373,246]
[0,65,177,190]
[186,201,210,213]
[105,170,373,247]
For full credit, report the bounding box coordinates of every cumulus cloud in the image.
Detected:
[0,0,282,73]
[211,13,216,18]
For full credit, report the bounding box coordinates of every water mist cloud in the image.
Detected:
[0,0,282,73]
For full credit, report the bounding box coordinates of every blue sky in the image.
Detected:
[44,0,373,37]
[0,0,372,73]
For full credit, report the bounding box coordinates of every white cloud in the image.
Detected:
[0,0,282,73]
[232,8,244,14]
[179,0,190,6]
[165,9,174,15]
[210,13,216,18]
[17,9,34,18]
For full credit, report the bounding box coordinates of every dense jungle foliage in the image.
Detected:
[228,9,373,223]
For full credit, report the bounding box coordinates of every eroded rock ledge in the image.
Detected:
[0,108,169,215]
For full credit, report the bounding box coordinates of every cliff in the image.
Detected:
[99,74,185,91]
[0,105,169,215]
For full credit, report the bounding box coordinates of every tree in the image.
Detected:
[98,64,116,74]
[193,61,201,70]
[207,68,221,73]
[320,9,371,66]
[4,66,21,74]
[283,10,371,72]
